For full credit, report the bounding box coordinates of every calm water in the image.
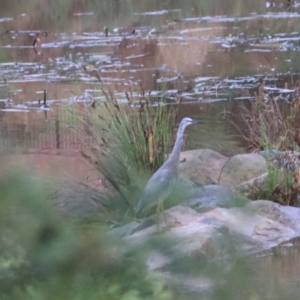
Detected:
[1,1,300,299]
[1,0,300,154]
[227,238,300,300]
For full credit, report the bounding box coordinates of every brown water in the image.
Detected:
[1,0,300,155]
[1,1,300,299]
[228,238,300,300]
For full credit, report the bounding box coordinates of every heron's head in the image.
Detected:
[179,117,201,128]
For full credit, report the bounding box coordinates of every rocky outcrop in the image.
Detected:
[110,200,300,271]
[179,149,267,189]
[108,149,300,293]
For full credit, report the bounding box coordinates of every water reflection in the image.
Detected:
[1,0,300,106]
[243,238,300,300]
[174,237,300,300]
[0,0,299,153]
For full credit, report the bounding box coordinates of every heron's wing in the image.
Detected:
[135,168,177,213]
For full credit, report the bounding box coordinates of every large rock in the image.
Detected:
[110,200,300,272]
[179,149,228,185]
[179,149,267,189]
[108,149,300,294]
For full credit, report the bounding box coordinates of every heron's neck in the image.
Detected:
[166,126,185,168]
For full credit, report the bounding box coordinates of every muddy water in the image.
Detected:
[229,238,300,300]
[1,1,300,299]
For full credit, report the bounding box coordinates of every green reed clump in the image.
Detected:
[233,84,300,206]
[245,163,297,206]
[237,87,300,152]
[69,85,178,223]
[99,88,174,173]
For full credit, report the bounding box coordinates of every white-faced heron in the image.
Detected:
[135,117,200,216]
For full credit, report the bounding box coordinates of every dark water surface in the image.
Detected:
[1,1,300,299]
[1,0,300,154]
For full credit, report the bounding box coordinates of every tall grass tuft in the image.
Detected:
[236,85,300,152]
[246,163,296,206]
[67,85,179,223]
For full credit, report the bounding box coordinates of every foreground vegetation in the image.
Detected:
[0,171,173,300]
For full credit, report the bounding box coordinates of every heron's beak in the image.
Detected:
[192,119,202,124]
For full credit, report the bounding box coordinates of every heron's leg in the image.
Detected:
[156,201,167,227]
[155,202,161,231]
[155,201,163,231]
[161,203,168,225]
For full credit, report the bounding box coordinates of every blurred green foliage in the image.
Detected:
[0,171,172,300]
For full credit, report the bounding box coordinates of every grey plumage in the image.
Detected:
[135,117,200,215]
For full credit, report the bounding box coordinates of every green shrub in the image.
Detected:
[234,87,300,206]
[0,171,172,300]
[246,163,296,205]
